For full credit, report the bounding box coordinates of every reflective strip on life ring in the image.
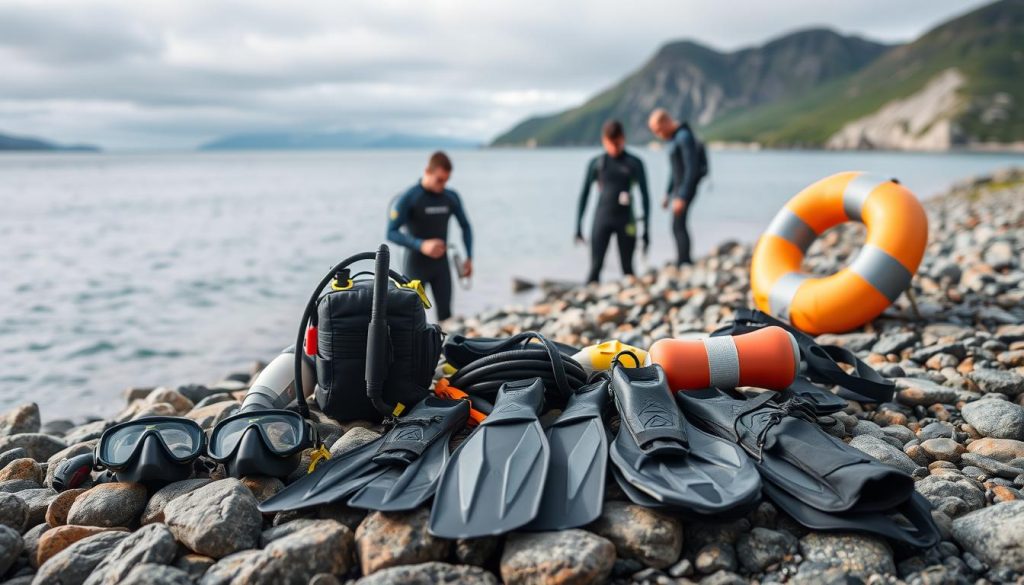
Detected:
[751,171,928,335]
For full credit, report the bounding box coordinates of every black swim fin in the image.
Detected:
[429,377,550,539]
[676,388,912,513]
[609,363,761,515]
[347,397,470,512]
[259,397,467,514]
[525,378,610,531]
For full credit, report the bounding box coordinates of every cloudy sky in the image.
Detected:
[0,0,991,149]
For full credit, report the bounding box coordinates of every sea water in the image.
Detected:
[1,148,1020,417]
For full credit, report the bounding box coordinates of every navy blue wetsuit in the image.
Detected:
[386,182,473,320]
[667,122,702,265]
[576,151,650,283]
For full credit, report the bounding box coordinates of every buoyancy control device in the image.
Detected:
[296,244,442,422]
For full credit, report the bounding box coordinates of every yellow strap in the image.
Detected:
[400,279,432,308]
[307,445,331,473]
[392,402,406,417]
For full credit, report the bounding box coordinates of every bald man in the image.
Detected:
[649,109,705,266]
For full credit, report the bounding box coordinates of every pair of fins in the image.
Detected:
[676,388,939,548]
[608,362,762,515]
[260,396,470,514]
[429,376,609,538]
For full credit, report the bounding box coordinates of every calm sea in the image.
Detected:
[2,148,1020,418]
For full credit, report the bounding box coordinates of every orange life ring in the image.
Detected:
[750,171,928,335]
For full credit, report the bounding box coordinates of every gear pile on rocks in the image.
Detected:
[0,168,1022,585]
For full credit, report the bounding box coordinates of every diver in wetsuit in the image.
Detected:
[386,151,473,321]
[648,108,704,266]
[575,120,650,283]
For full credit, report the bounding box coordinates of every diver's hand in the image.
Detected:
[420,238,446,259]
[672,198,687,216]
[661,195,670,210]
[462,259,473,278]
[642,231,650,253]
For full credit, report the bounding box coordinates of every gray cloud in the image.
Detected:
[0,0,992,149]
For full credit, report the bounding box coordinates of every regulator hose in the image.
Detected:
[448,331,587,405]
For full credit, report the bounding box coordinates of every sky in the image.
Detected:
[0,0,994,150]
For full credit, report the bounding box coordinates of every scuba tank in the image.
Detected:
[297,244,442,421]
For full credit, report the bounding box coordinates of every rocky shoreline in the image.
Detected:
[1,169,1023,584]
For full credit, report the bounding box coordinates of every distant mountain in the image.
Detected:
[199,130,479,151]
[493,28,890,146]
[494,0,1024,151]
[0,131,99,152]
[705,0,1024,149]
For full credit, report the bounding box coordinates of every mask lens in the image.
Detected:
[102,426,146,466]
[210,416,251,459]
[262,419,302,452]
[156,424,201,459]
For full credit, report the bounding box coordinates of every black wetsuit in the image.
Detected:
[667,122,701,265]
[386,182,473,321]
[576,151,650,283]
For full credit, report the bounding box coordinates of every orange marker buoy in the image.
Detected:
[751,172,928,335]
[647,326,800,391]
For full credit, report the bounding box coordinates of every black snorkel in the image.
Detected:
[366,244,395,417]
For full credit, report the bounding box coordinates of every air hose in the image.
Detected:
[448,331,588,406]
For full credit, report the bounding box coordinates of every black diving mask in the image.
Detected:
[208,409,322,478]
[96,416,206,485]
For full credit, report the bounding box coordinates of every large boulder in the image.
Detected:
[952,500,1024,572]
[164,478,261,558]
[500,529,616,585]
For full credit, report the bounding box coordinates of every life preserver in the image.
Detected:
[751,171,928,335]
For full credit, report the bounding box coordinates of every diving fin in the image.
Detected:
[676,388,913,513]
[429,377,550,539]
[347,397,470,512]
[525,378,610,531]
[608,363,761,514]
[764,483,940,548]
[259,397,467,514]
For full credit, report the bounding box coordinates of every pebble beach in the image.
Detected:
[0,168,1022,585]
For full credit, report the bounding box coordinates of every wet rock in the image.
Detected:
[33,530,128,585]
[500,529,616,585]
[82,523,181,585]
[261,518,324,546]
[0,458,43,484]
[961,452,1023,478]
[22,521,49,568]
[356,508,449,575]
[241,475,284,503]
[589,501,683,569]
[36,525,126,567]
[455,536,501,567]
[67,482,147,528]
[735,527,798,573]
[330,427,382,457]
[895,379,958,407]
[873,333,918,356]
[968,369,1024,396]
[668,558,694,578]
[354,562,499,585]
[849,435,918,474]
[45,488,85,527]
[202,521,353,584]
[952,500,1024,571]
[961,399,1024,440]
[916,475,986,516]
[175,553,216,580]
[918,421,956,441]
[185,402,238,429]
[699,570,748,585]
[684,518,751,553]
[145,387,195,414]
[19,487,58,527]
[0,448,28,468]
[62,421,106,445]
[0,404,40,437]
[141,478,211,524]
[799,532,895,576]
[0,433,66,461]
[920,438,966,463]
[120,563,193,585]
[695,542,737,574]
[0,492,29,532]
[0,524,22,575]
[966,437,1024,462]
[164,478,261,558]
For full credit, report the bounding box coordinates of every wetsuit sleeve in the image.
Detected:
[671,129,700,202]
[386,189,422,252]
[576,157,598,236]
[449,190,474,259]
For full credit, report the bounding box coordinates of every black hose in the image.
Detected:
[366,244,393,417]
